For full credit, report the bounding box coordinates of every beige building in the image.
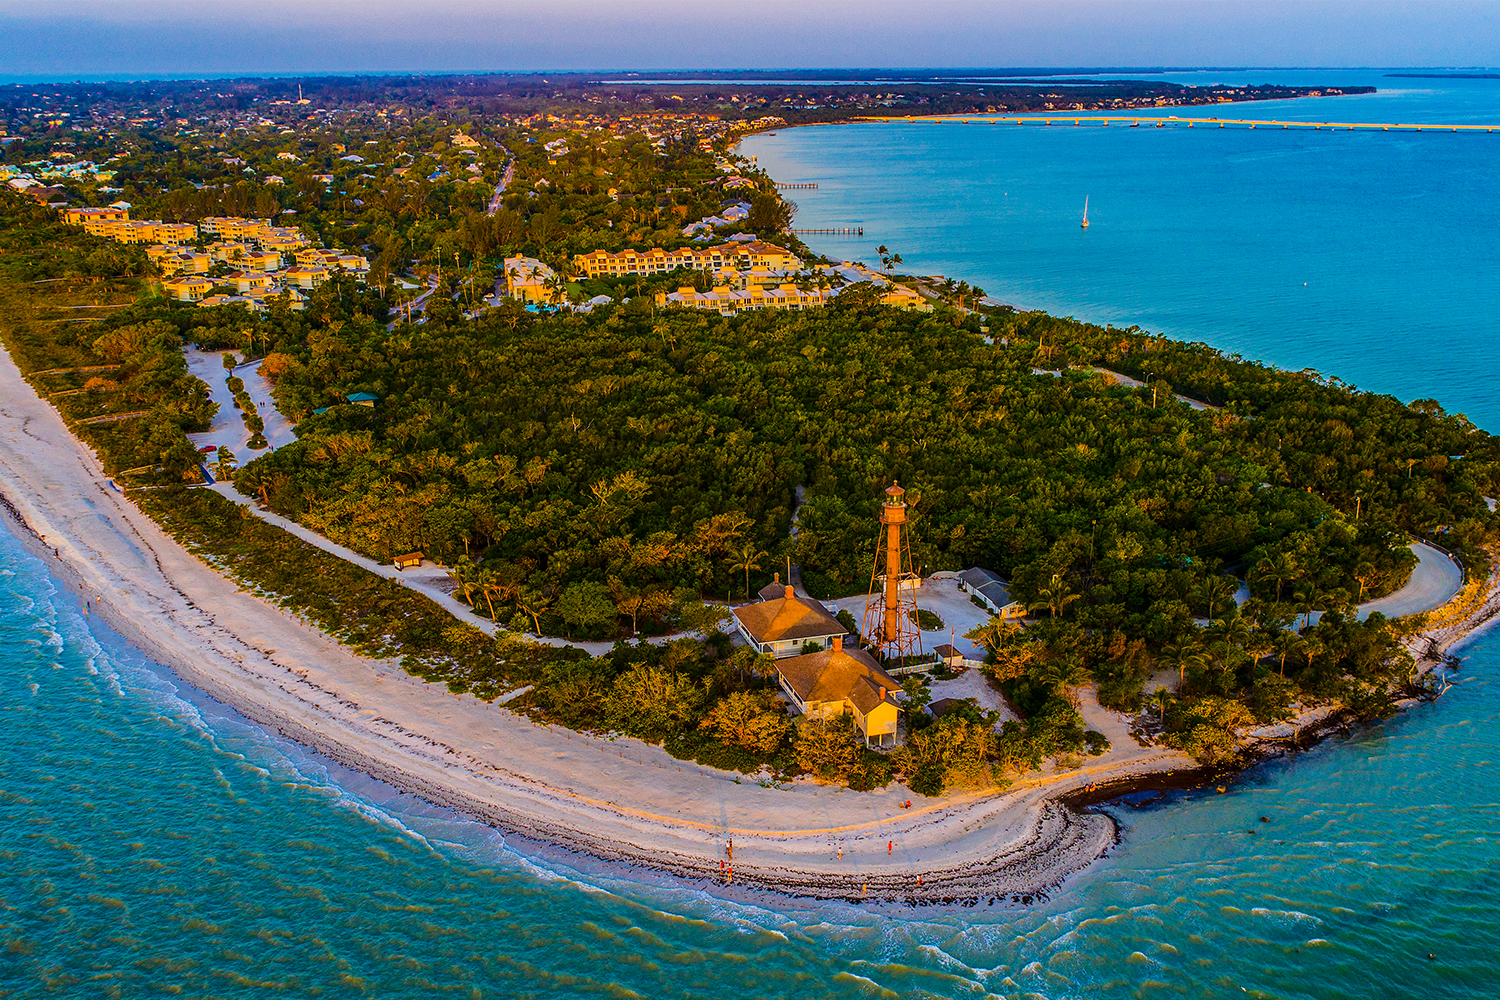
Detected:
[209,241,257,264]
[775,638,902,747]
[158,250,212,275]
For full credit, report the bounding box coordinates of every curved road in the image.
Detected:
[1356,541,1463,620]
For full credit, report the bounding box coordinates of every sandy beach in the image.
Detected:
[0,341,1492,904]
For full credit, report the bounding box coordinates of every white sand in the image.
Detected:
[6,340,1472,904]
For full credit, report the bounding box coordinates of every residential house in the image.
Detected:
[732,584,849,658]
[958,567,1025,618]
[775,637,902,747]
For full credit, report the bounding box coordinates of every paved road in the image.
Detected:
[486,146,514,216]
[1355,541,1463,620]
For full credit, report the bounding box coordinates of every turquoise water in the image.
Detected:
[3,519,1498,997]
[6,72,1500,997]
[743,71,1500,429]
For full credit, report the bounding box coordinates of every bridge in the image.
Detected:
[860,114,1499,133]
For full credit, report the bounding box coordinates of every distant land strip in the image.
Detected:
[861,115,1500,132]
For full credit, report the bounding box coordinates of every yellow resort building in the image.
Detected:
[503,255,557,303]
[199,217,270,241]
[161,276,214,302]
[223,271,272,293]
[156,250,212,276]
[64,206,129,233]
[657,282,830,316]
[282,265,329,289]
[775,637,903,747]
[573,240,802,279]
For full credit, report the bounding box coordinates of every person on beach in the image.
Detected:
[888,841,893,855]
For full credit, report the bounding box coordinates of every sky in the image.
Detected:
[0,1,1496,79]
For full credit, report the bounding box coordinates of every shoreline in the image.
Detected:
[1,332,1494,905]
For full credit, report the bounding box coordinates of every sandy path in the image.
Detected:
[0,341,1203,902]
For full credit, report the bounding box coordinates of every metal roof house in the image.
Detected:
[958,568,1025,618]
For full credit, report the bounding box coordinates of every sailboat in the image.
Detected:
[1080,196,1090,230]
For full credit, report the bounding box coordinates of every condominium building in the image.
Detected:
[162,276,214,301]
[573,240,802,279]
[655,282,831,316]
[199,217,270,241]
[282,264,329,289]
[64,206,129,232]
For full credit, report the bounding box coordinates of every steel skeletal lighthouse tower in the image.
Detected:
[862,482,923,664]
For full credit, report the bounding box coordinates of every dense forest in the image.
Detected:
[0,70,1489,794]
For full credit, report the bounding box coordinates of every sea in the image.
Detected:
[4,72,1500,998]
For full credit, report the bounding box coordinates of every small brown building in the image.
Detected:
[393,551,424,570]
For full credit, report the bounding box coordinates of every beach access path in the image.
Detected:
[0,340,1202,902]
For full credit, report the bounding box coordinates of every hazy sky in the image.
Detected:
[1,1,1496,79]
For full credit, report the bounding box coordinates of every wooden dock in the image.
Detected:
[861,114,1500,133]
[776,182,820,189]
[791,227,863,235]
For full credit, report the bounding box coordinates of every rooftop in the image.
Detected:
[733,586,847,644]
[776,644,901,715]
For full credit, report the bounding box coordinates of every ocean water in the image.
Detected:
[3,514,1498,998]
[6,72,1500,998]
[742,70,1500,429]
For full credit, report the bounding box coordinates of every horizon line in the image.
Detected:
[4,65,1496,87]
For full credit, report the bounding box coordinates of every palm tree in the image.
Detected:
[1159,638,1207,686]
[1151,688,1173,724]
[1272,631,1305,677]
[516,586,552,635]
[1353,561,1379,602]
[214,447,238,483]
[1205,616,1253,676]
[1196,574,1237,620]
[449,556,480,611]
[1029,574,1081,620]
[1292,582,1324,630]
[1254,551,1300,602]
[1052,657,1092,707]
[729,543,767,601]
[474,567,501,621]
